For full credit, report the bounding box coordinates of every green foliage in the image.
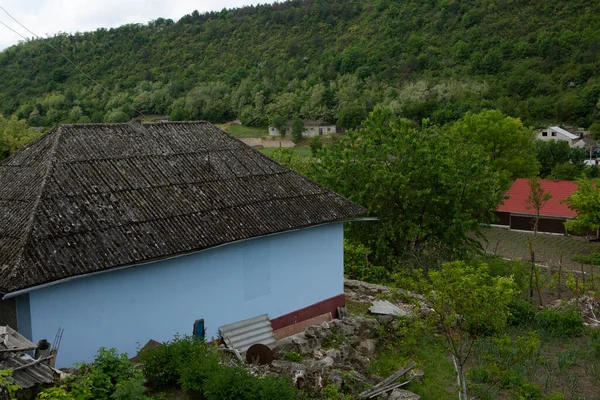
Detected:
[37,348,149,400]
[1,0,600,136]
[201,366,299,400]
[450,110,539,188]
[309,136,322,156]
[343,240,390,284]
[0,369,21,399]
[572,250,600,265]
[138,335,299,399]
[0,114,41,160]
[563,178,600,237]
[282,351,302,362]
[534,140,586,178]
[268,148,314,176]
[291,117,305,143]
[533,308,585,337]
[550,162,583,181]
[425,261,517,399]
[315,107,503,265]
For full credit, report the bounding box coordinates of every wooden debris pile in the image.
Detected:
[359,361,416,398]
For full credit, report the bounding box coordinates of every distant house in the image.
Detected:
[494,178,578,234]
[269,120,338,137]
[537,126,582,147]
[0,121,365,368]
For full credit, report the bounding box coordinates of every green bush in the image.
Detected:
[344,240,390,284]
[37,348,149,400]
[572,250,600,265]
[139,335,213,389]
[282,351,302,362]
[202,366,300,400]
[309,136,323,156]
[533,308,585,337]
[468,256,529,294]
[508,299,537,326]
[519,382,542,399]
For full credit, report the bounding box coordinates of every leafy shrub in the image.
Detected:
[467,366,490,383]
[37,348,149,400]
[533,308,585,337]
[139,335,213,389]
[309,136,322,156]
[572,250,600,265]
[344,240,390,284]
[177,349,220,393]
[0,369,21,398]
[468,256,529,295]
[202,366,300,400]
[590,329,600,357]
[282,351,302,362]
[518,382,542,399]
[508,299,537,326]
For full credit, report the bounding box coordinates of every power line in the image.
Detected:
[0,5,147,119]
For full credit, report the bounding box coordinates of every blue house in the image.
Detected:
[0,121,364,368]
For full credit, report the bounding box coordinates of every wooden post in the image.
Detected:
[558,251,563,300]
[528,238,535,301]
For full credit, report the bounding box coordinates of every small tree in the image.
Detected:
[564,178,600,241]
[309,136,322,156]
[525,177,552,235]
[291,117,305,143]
[425,261,517,400]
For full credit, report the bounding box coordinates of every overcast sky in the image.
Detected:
[0,0,261,50]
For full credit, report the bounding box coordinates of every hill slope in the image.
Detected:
[1,0,599,128]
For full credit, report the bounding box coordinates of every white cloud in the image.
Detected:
[0,0,260,50]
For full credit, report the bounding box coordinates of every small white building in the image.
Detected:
[269,120,337,137]
[537,126,581,147]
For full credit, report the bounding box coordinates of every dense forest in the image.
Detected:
[0,0,600,129]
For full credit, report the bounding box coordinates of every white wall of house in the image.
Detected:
[537,127,579,146]
[269,125,337,137]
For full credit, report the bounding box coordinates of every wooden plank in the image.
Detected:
[222,335,243,363]
[367,381,410,398]
[359,361,416,398]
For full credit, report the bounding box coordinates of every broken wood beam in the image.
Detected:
[359,361,416,398]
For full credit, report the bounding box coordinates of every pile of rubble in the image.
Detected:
[548,291,600,328]
[249,315,422,399]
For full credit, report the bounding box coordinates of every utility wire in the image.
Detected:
[0,5,147,118]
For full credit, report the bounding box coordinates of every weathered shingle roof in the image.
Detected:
[0,122,364,293]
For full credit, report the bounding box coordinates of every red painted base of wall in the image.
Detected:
[270,293,345,332]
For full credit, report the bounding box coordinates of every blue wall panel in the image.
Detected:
[23,223,343,368]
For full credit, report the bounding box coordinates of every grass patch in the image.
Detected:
[345,300,371,316]
[259,146,312,158]
[368,333,456,399]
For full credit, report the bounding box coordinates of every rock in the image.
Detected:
[315,356,335,369]
[327,369,343,389]
[305,323,332,340]
[388,389,421,400]
[324,349,342,364]
[336,322,356,336]
[270,360,305,376]
[0,385,9,400]
[407,369,424,382]
[349,354,371,373]
[357,338,377,356]
[378,314,396,326]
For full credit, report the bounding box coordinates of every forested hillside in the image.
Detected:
[1,0,600,128]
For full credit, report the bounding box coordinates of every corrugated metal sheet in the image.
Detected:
[0,326,57,388]
[369,300,407,316]
[0,326,36,351]
[2,354,56,388]
[219,314,276,354]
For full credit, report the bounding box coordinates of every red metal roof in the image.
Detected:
[497,178,578,218]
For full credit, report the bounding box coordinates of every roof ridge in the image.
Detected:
[4,127,64,287]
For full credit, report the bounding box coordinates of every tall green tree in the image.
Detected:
[314,107,503,265]
[451,110,539,188]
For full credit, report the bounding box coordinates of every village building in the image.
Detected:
[494,178,578,234]
[269,120,338,137]
[0,121,365,368]
[536,126,582,147]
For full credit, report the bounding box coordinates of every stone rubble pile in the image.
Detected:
[249,314,423,399]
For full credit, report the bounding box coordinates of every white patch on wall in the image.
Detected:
[243,244,272,301]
